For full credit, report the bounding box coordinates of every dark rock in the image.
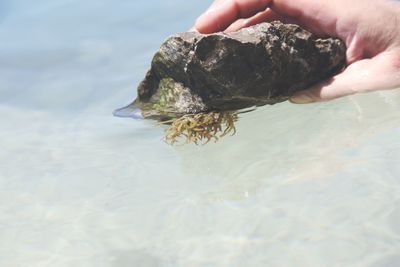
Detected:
[114,22,346,120]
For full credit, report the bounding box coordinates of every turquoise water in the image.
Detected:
[1,1,400,266]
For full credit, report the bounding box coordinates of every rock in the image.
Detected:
[115,22,346,120]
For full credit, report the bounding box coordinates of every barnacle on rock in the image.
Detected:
[160,112,238,145]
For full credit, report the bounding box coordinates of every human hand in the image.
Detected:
[194,0,400,103]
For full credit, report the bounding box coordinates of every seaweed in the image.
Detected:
[160,112,238,145]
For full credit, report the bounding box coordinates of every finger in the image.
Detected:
[270,0,339,36]
[195,0,272,33]
[224,8,301,32]
[225,8,284,32]
[290,52,400,103]
[195,0,338,36]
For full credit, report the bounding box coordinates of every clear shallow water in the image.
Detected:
[1,1,400,266]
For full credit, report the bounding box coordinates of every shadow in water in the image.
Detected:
[173,91,400,202]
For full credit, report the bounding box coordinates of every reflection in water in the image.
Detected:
[1,0,400,266]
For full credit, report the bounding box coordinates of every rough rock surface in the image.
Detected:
[115,22,346,120]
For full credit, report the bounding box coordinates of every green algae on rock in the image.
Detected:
[114,21,346,144]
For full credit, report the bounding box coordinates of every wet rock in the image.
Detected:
[115,22,346,120]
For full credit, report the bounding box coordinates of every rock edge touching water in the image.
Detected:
[115,21,346,120]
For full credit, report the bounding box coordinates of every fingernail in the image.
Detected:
[289,94,315,104]
[242,18,251,28]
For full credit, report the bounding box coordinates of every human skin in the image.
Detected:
[194,0,400,103]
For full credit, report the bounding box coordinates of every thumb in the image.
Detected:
[195,0,271,33]
[290,52,400,103]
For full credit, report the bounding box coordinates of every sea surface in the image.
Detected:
[1,1,400,266]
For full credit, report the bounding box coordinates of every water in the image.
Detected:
[1,1,400,266]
